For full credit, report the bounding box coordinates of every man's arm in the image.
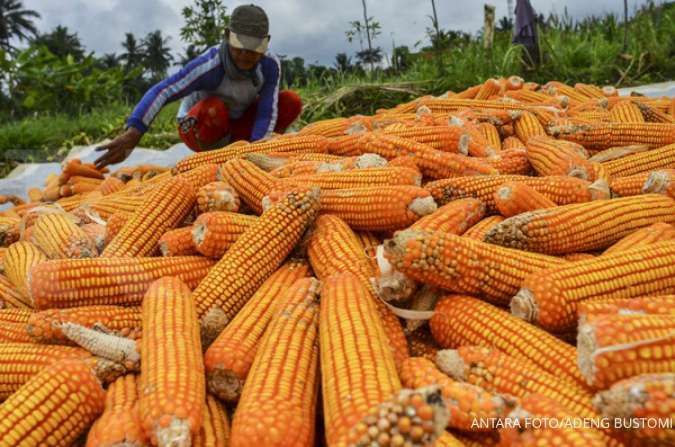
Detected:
[250,54,281,141]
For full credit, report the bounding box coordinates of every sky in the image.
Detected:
[24,0,664,66]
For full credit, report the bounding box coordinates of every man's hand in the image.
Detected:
[94,127,143,169]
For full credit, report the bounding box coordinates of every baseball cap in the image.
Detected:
[228,4,270,54]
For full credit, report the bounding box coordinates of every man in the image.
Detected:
[95,4,302,169]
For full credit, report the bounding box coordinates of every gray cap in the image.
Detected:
[230,4,269,38]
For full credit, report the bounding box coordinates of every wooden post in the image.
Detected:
[483,4,496,50]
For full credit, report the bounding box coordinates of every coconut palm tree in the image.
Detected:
[0,0,40,52]
[33,25,85,60]
[120,33,145,72]
[142,30,173,81]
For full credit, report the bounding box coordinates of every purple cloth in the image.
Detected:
[513,0,539,62]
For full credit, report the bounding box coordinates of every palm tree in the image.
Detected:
[333,53,352,72]
[120,33,145,71]
[142,30,173,81]
[176,44,200,66]
[100,53,119,69]
[33,25,85,60]
[0,0,40,52]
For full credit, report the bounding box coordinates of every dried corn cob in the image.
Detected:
[298,117,351,137]
[176,163,220,189]
[193,395,231,447]
[610,171,652,196]
[400,356,516,431]
[139,277,205,446]
[193,189,319,344]
[545,80,596,103]
[192,211,257,258]
[0,322,33,343]
[86,374,147,447]
[562,252,596,261]
[408,326,441,361]
[355,230,381,271]
[27,305,141,344]
[512,241,675,333]
[485,148,532,175]
[0,308,31,323]
[404,285,441,333]
[642,168,675,199]
[5,240,47,302]
[380,124,494,155]
[475,78,502,100]
[102,177,196,257]
[31,213,97,259]
[0,216,20,246]
[589,144,651,163]
[0,359,106,447]
[80,222,105,253]
[575,83,606,99]
[430,295,589,389]
[494,182,557,217]
[30,256,214,309]
[526,135,595,180]
[502,136,526,150]
[602,222,675,255]
[610,100,646,123]
[462,215,504,240]
[602,143,675,177]
[196,181,240,213]
[86,194,145,219]
[410,197,485,235]
[218,158,278,214]
[103,211,130,246]
[551,122,675,150]
[478,122,502,149]
[578,314,675,388]
[320,272,401,445]
[0,273,30,309]
[514,110,547,142]
[158,227,197,257]
[281,166,422,190]
[230,277,320,447]
[485,195,675,254]
[636,101,674,123]
[579,295,675,322]
[205,259,310,401]
[326,134,362,156]
[98,176,126,196]
[384,229,565,305]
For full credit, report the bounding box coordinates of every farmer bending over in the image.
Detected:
[95,4,301,168]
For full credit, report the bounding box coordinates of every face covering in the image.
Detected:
[219,42,260,87]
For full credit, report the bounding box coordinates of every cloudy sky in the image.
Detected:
[26,0,662,66]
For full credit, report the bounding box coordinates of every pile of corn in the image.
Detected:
[0,76,674,447]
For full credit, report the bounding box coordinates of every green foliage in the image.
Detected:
[32,25,85,61]
[180,0,230,53]
[142,30,173,82]
[0,0,40,52]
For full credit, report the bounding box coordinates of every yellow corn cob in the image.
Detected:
[0,273,30,309]
[175,163,220,189]
[55,193,87,211]
[218,158,278,214]
[512,241,675,333]
[502,136,526,150]
[462,215,505,240]
[408,327,441,361]
[326,134,363,156]
[430,295,589,389]
[80,222,106,253]
[485,148,532,175]
[0,308,31,323]
[5,240,48,302]
[475,78,502,100]
[139,277,205,446]
[320,272,401,445]
[499,394,606,446]
[573,109,613,122]
[575,83,607,99]
[280,166,422,190]
[355,230,381,271]
[545,80,596,103]
[31,213,97,259]
[193,188,319,344]
[602,143,675,177]
[579,295,675,322]
[594,373,675,445]
[505,88,567,106]
[298,117,352,137]
[306,214,409,368]
[610,100,646,123]
[230,277,319,447]
[86,374,147,447]
[589,144,651,163]
[478,122,502,149]
[175,134,328,172]
[514,110,547,142]
[426,175,600,212]
[416,97,562,117]
[204,259,310,401]
[86,193,145,219]
[196,181,240,214]
[0,216,20,246]
[485,195,675,254]
[158,227,197,257]
[192,211,257,258]
[27,305,142,344]
[102,177,196,257]
[410,197,486,235]
[190,395,230,447]
[384,229,565,305]
[30,256,214,309]
[103,211,130,246]
[0,322,33,343]
[635,101,674,123]
[562,252,597,261]
[494,181,557,217]
[603,222,675,255]
[578,314,675,388]
[551,122,675,150]
[400,357,516,431]
[642,168,675,199]
[610,171,652,196]
[97,176,126,196]
[381,124,495,155]
[526,135,596,180]
[0,359,106,447]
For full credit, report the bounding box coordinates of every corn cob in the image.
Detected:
[513,110,547,142]
[175,163,220,189]
[579,295,675,322]
[462,215,504,240]
[610,171,652,196]
[218,158,278,214]
[306,214,409,368]
[5,240,47,302]
[426,175,600,212]
[355,230,381,271]
[499,394,606,446]
[193,395,231,447]
[562,252,596,261]
[139,277,205,446]
[512,241,675,333]
[361,132,497,178]
[594,373,675,445]
[326,134,363,156]
[602,143,675,177]
[635,101,674,123]
[102,177,196,257]
[410,197,485,235]
[404,285,441,333]
[526,135,596,180]
[340,386,448,447]
[589,144,651,163]
[0,322,33,343]
[494,182,557,217]
[485,148,532,175]
[610,100,646,123]
[27,305,142,344]
[158,227,197,257]
[193,188,319,344]
[86,374,147,447]
[603,222,675,255]
[0,359,106,447]
[98,176,126,196]
[430,295,589,389]
[0,273,30,309]
[0,308,31,323]
[502,136,526,150]
[505,87,566,105]
[400,357,516,431]
[196,181,240,213]
[192,211,257,258]
[384,229,565,305]
[30,212,97,259]
[320,272,401,445]
[298,117,352,137]
[485,195,675,254]
[381,124,496,155]
[230,277,319,447]
[475,78,502,100]
[551,122,675,150]
[80,222,106,253]
[0,216,20,246]
[416,97,563,117]
[575,83,606,99]
[204,259,309,401]
[86,193,145,219]
[642,168,675,199]
[578,314,675,388]
[103,211,130,246]
[478,122,502,149]
[545,80,596,103]
[30,256,214,309]
[175,134,328,172]
[282,166,423,192]
[408,326,441,361]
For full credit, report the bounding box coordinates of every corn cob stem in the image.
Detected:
[59,322,140,371]
[196,181,240,213]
